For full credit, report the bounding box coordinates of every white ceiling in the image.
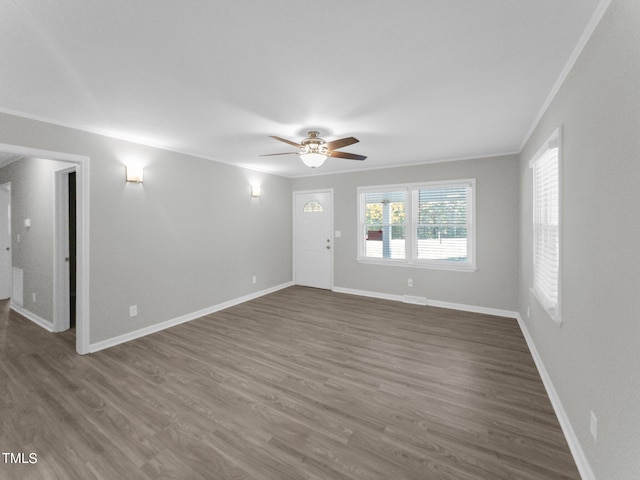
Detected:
[0,1,603,177]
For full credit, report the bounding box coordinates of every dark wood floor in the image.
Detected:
[0,287,580,479]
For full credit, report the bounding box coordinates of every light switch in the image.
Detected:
[24,219,31,228]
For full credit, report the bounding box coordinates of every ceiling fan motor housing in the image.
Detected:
[301,131,328,155]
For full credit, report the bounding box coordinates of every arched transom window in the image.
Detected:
[303,201,324,213]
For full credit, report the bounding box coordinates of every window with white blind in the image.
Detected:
[358,180,475,271]
[360,190,407,260]
[530,128,561,322]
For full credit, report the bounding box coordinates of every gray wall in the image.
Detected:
[292,155,520,312]
[0,157,71,322]
[518,0,640,477]
[0,112,293,345]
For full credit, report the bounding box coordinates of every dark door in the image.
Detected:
[68,172,77,329]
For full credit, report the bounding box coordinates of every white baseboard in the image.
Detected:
[425,298,518,319]
[515,314,595,480]
[331,286,518,319]
[332,286,404,303]
[89,281,294,353]
[10,303,54,332]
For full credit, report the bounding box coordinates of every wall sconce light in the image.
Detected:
[251,184,261,197]
[126,165,144,183]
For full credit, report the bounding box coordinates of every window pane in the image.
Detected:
[364,191,405,226]
[417,186,468,262]
[418,187,467,225]
[303,201,323,213]
[365,226,405,259]
[417,226,467,261]
[533,144,560,312]
[362,190,406,259]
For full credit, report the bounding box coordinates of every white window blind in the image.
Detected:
[531,129,560,321]
[415,185,470,264]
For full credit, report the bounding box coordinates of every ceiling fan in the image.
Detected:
[261,131,366,168]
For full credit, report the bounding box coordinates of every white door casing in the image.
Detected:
[294,190,333,289]
[0,183,11,300]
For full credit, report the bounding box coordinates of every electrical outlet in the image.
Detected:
[129,305,138,317]
[590,411,598,442]
[252,276,257,284]
[408,278,413,287]
[32,292,36,303]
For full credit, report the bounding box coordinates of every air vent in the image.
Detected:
[402,295,427,306]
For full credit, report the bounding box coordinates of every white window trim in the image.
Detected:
[357,179,476,272]
[529,127,562,324]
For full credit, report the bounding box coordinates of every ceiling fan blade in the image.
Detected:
[325,136,359,150]
[330,151,367,161]
[269,136,302,148]
[259,152,299,157]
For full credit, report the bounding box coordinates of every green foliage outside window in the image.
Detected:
[366,201,405,240]
[418,188,466,239]
[365,202,405,225]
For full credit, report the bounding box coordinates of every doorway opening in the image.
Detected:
[69,171,77,329]
[0,143,89,354]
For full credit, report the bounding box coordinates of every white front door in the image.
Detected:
[0,183,11,300]
[294,190,332,289]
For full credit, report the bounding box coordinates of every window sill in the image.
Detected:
[357,257,477,272]
[529,287,562,325]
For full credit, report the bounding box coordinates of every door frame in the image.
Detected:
[0,143,90,355]
[292,188,334,289]
[0,182,11,300]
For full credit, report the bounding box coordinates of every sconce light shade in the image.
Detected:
[126,165,144,183]
[251,184,261,197]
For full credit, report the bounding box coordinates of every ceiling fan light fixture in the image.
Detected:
[300,152,327,168]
